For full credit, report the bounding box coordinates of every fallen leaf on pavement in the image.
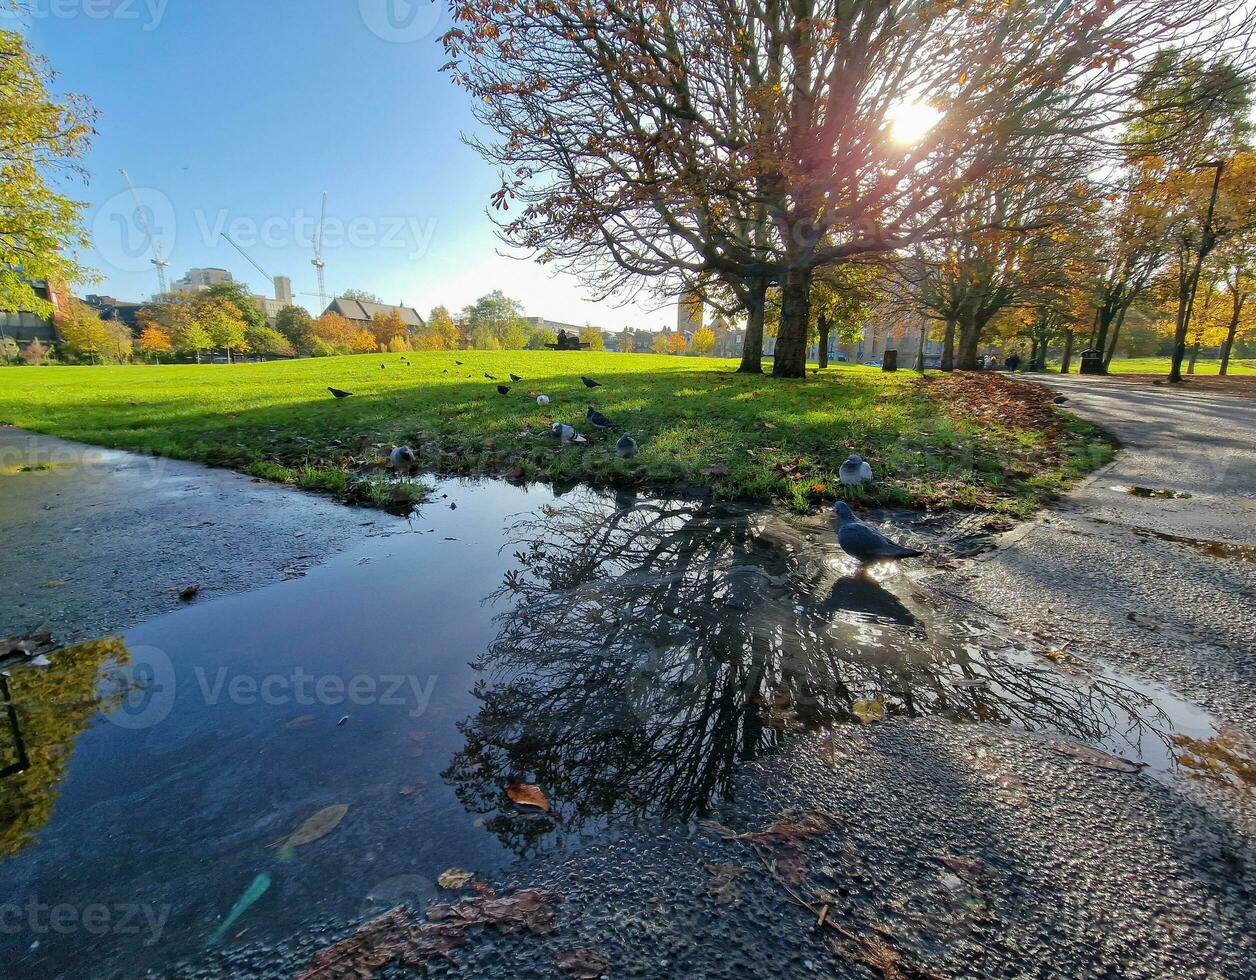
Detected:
[505,783,550,811]
[1052,742,1141,773]
[852,698,886,724]
[283,804,349,850]
[555,947,611,977]
[437,868,475,889]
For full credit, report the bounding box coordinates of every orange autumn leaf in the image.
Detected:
[505,783,550,811]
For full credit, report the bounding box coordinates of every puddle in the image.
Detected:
[0,480,1227,976]
[1128,525,1256,563]
[1110,484,1192,499]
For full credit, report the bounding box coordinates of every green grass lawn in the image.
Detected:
[0,352,1111,515]
[1096,357,1256,376]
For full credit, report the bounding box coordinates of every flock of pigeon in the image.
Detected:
[337,364,921,568]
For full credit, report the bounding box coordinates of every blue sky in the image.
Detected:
[9,0,673,329]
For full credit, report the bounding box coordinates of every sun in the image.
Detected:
[886,100,942,145]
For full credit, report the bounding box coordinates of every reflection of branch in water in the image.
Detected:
[0,638,131,858]
[445,496,1178,857]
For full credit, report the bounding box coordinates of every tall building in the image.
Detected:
[273,276,293,306]
[677,292,703,334]
[172,268,234,293]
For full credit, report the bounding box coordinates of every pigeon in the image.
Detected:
[1053,395,1069,405]
[328,387,353,399]
[381,364,386,369]
[497,385,511,395]
[833,502,924,564]
[550,422,576,442]
[510,373,523,383]
[839,454,874,486]
[485,373,497,380]
[537,394,551,406]
[616,433,638,458]
[390,445,417,473]
[587,405,615,429]
[582,376,601,389]
[455,360,463,365]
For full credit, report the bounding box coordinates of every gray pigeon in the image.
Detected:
[833,502,923,563]
[390,445,417,474]
[839,454,873,486]
[587,405,615,429]
[616,433,638,458]
[550,422,576,442]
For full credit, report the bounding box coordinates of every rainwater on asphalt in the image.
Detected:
[0,476,1228,976]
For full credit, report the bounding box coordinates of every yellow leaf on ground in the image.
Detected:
[437,868,475,889]
[283,804,349,849]
[852,699,885,724]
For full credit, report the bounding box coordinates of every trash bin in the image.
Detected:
[1078,348,1103,375]
[882,349,898,372]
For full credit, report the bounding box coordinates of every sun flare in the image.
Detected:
[886,99,942,145]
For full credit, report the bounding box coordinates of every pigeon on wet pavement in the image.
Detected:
[582,376,602,389]
[587,406,615,429]
[390,445,417,473]
[616,433,638,458]
[833,502,924,564]
[327,387,353,399]
[839,454,874,486]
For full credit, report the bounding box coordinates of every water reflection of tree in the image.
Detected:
[0,638,130,859]
[444,497,1174,856]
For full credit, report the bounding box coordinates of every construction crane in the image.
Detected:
[220,232,273,284]
[311,191,328,310]
[120,169,169,295]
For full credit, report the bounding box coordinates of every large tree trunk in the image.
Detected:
[1171,163,1223,383]
[940,316,957,372]
[1060,330,1075,374]
[737,276,767,374]
[817,314,830,369]
[1187,340,1200,374]
[956,316,983,371]
[1102,305,1129,371]
[1219,296,1244,375]
[772,265,812,379]
[1093,306,1116,362]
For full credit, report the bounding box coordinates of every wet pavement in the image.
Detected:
[0,405,1253,977]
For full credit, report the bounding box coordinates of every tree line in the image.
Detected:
[442,0,1255,380]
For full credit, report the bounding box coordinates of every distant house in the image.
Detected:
[0,280,69,350]
[323,297,425,334]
